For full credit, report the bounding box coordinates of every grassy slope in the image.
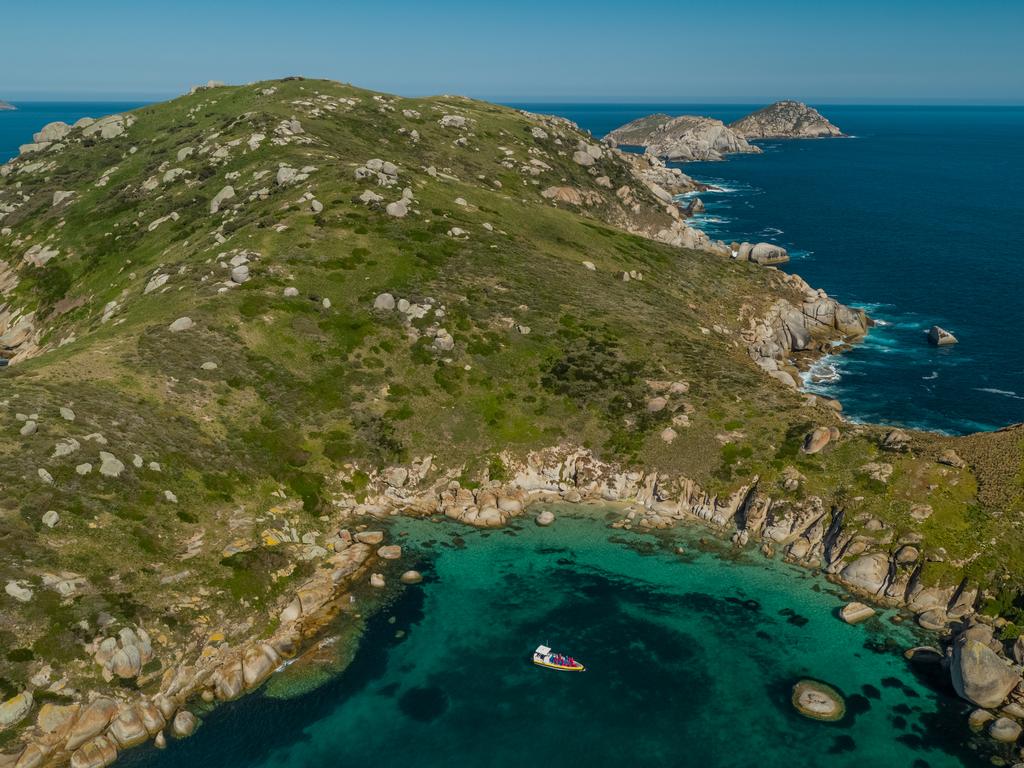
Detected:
[0,78,1022,715]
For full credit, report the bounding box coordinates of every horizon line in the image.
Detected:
[3,94,1023,108]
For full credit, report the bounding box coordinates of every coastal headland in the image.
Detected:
[1,80,1022,768]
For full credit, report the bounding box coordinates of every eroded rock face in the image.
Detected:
[951,637,1021,708]
[108,705,149,748]
[241,644,280,689]
[66,698,118,750]
[69,734,118,768]
[730,101,843,139]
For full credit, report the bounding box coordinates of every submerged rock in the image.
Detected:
[839,601,876,624]
[536,510,555,527]
[791,679,845,721]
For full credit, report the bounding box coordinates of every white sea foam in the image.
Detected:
[975,387,1024,400]
[802,357,842,386]
[923,371,939,380]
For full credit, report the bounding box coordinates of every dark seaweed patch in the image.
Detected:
[398,686,449,722]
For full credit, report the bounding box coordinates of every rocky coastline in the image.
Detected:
[0,532,399,768]
[0,102,15,112]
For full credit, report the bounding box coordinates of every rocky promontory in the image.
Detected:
[606,114,761,161]
[730,100,843,139]
[0,100,15,111]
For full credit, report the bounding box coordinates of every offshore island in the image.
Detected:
[1,80,1022,768]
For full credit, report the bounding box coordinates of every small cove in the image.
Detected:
[121,511,990,768]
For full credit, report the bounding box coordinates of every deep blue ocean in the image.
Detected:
[513,103,1024,435]
[3,101,1022,433]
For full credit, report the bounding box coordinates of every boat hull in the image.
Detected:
[533,659,585,672]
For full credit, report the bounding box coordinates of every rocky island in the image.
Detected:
[606,101,844,162]
[729,100,844,139]
[606,114,760,161]
[0,101,15,111]
[0,79,1022,768]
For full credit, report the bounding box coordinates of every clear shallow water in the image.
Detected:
[122,513,986,768]
[512,103,1024,435]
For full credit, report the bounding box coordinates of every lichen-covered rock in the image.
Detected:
[108,705,149,748]
[70,735,118,768]
[242,644,280,689]
[0,691,32,729]
[66,698,118,750]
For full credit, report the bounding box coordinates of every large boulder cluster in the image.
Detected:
[93,626,154,680]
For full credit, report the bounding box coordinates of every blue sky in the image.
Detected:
[2,0,1022,103]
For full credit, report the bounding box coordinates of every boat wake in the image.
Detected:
[975,387,1024,400]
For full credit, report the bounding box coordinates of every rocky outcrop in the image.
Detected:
[93,626,152,680]
[927,325,958,346]
[791,680,845,721]
[840,552,890,594]
[0,101,15,111]
[615,151,698,195]
[730,101,843,139]
[839,601,876,624]
[3,535,382,768]
[743,242,790,266]
[743,274,869,385]
[606,114,760,162]
[951,636,1021,708]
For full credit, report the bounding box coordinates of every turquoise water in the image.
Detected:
[512,104,1024,435]
[122,512,988,768]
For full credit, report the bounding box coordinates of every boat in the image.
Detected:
[532,645,585,672]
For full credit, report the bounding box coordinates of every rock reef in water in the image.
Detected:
[606,114,761,162]
[927,325,958,346]
[791,679,846,721]
[730,100,843,139]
